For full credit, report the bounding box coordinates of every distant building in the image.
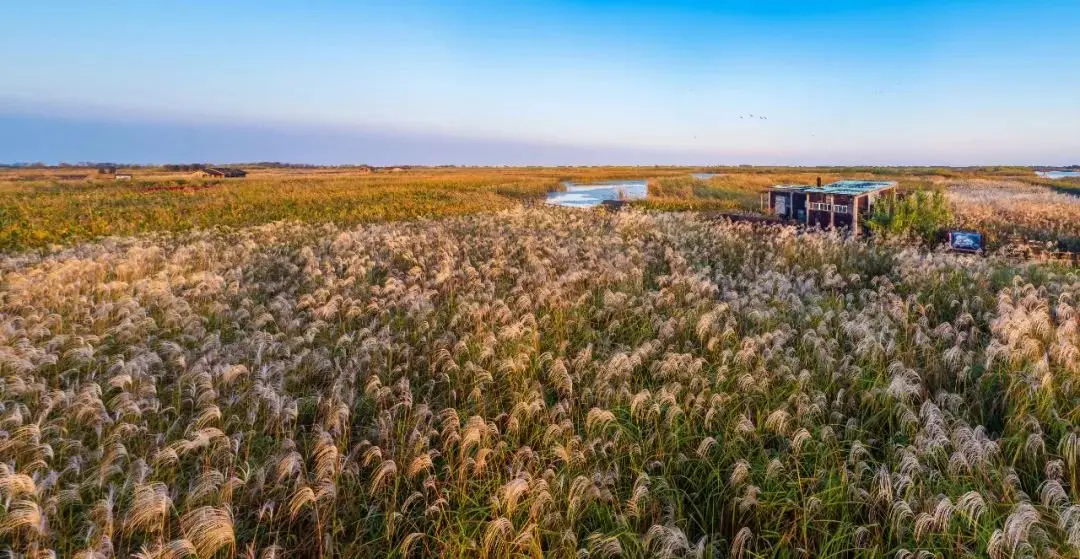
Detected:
[98,166,117,175]
[115,174,133,181]
[195,168,248,178]
[762,179,897,234]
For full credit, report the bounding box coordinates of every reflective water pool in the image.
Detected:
[1036,171,1080,179]
[546,180,648,208]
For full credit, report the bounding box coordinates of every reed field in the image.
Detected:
[1,166,1079,557]
[0,166,720,251]
[2,198,1080,557]
[947,180,1080,252]
[0,165,1047,252]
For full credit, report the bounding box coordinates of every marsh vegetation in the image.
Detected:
[1,166,1078,557]
[0,165,1056,252]
[948,180,1080,252]
[1,204,1079,557]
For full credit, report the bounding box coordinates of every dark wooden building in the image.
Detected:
[196,167,248,178]
[762,180,897,234]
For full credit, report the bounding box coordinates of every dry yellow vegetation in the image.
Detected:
[0,165,1043,252]
[1,208,1078,557]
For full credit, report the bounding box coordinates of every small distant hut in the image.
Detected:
[195,167,248,178]
[115,174,133,181]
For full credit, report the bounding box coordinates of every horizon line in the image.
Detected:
[2,100,1078,168]
[2,162,1075,169]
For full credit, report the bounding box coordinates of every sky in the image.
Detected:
[1,0,1078,165]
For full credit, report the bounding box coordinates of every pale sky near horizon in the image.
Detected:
[1,0,1078,165]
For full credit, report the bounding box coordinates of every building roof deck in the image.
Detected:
[769,180,897,196]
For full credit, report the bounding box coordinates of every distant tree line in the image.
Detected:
[246,162,319,168]
[1,161,336,169]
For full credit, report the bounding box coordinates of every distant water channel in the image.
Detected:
[546,180,648,208]
[691,173,721,180]
[1036,171,1080,179]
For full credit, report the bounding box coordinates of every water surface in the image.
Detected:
[546,180,648,208]
[691,173,721,180]
[1036,171,1080,179]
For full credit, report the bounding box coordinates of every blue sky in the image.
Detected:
[1,0,1078,165]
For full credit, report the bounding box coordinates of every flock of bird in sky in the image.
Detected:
[691,113,769,141]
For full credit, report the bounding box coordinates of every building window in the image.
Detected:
[809,202,851,213]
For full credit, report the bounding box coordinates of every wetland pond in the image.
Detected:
[1036,171,1080,179]
[546,180,648,208]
